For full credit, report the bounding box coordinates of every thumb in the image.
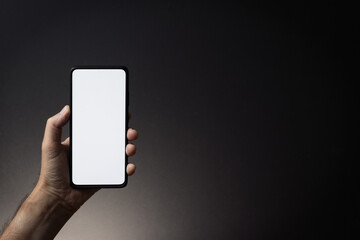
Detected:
[42,105,70,150]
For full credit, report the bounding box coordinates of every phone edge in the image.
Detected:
[69,66,129,189]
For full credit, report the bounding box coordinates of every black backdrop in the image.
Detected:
[0,1,356,239]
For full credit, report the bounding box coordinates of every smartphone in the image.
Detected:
[70,66,128,188]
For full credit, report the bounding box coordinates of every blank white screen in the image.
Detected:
[72,69,126,185]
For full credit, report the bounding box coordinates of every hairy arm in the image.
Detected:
[0,185,75,239]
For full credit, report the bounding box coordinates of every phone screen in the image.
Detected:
[71,68,127,187]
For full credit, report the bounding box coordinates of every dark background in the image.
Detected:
[0,1,357,239]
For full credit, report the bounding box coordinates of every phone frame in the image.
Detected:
[69,66,129,188]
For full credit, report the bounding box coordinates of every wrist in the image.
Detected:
[31,181,78,215]
[29,184,75,215]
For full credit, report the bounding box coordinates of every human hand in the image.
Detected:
[36,105,138,212]
[0,105,138,239]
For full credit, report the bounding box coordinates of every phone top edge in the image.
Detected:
[70,66,128,72]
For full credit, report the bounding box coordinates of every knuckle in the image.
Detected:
[41,142,59,158]
[41,141,52,152]
[46,117,54,125]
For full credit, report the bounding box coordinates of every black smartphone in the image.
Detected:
[70,66,128,188]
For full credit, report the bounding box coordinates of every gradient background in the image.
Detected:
[0,1,357,239]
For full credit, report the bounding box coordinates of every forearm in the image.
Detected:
[0,184,75,240]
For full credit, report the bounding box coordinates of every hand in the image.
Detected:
[36,105,138,212]
[0,105,138,239]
